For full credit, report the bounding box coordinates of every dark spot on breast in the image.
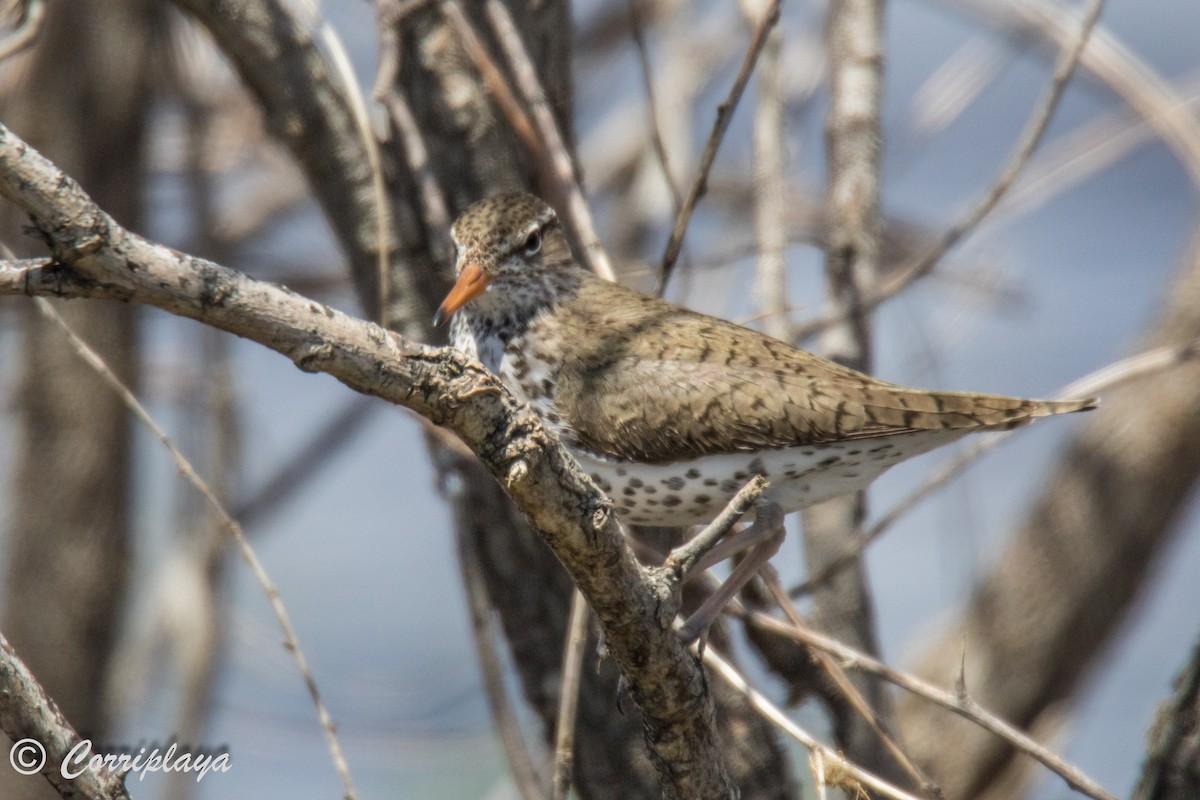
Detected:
[663,495,682,507]
[628,477,643,489]
[695,495,711,505]
[686,468,701,479]
[663,476,685,491]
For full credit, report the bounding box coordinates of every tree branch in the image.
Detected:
[0,630,131,800]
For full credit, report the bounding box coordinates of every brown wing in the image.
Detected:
[547,280,1094,463]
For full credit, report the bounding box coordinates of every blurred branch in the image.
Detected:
[0,0,44,62]
[745,0,789,343]
[550,591,588,800]
[170,0,432,334]
[626,0,681,211]
[656,0,782,294]
[700,644,924,800]
[482,0,615,282]
[1133,629,1200,800]
[935,0,1200,186]
[865,0,1105,316]
[805,0,892,777]
[456,515,549,800]
[233,395,379,527]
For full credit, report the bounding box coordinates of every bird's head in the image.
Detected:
[433,193,569,327]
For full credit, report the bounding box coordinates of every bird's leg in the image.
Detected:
[677,502,786,644]
[688,500,785,576]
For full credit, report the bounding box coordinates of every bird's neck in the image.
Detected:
[454,258,588,357]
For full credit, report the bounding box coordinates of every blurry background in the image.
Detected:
[0,0,1197,798]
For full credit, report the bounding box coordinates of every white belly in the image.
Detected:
[573,429,962,527]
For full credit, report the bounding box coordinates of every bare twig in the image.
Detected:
[483,0,615,282]
[665,476,767,575]
[456,513,548,800]
[440,1,540,155]
[742,611,1119,800]
[657,0,782,294]
[699,645,925,800]
[761,569,942,799]
[234,395,379,526]
[297,0,393,325]
[626,0,681,211]
[867,0,1107,310]
[550,590,589,800]
[32,298,358,800]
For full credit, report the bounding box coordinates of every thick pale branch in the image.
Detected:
[0,123,734,800]
[0,631,130,800]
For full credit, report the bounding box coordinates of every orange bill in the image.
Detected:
[433,262,491,327]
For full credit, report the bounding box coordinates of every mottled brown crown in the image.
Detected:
[450,193,556,275]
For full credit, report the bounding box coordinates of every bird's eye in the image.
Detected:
[522,230,542,256]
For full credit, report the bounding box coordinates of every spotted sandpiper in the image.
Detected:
[434,192,1096,636]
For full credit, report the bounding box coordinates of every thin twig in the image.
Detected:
[657,0,783,294]
[373,11,454,264]
[483,0,616,282]
[376,88,454,263]
[233,395,379,526]
[295,0,393,327]
[792,340,1199,599]
[873,0,1106,300]
[665,475,767,575]
[626,0,682,211]
[33,298,358,800]
[440,1,541,158]
[761,568,942,799]
[550,590,589,800]
[699,644,925,800]
[742,610,1119,800]
[456,510,549,800]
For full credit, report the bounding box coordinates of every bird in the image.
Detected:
[434,192,1097,638]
